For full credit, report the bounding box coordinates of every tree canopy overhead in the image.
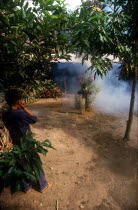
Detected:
[0,0,71,93]
[0,0,137,92]
[69,0,138,77]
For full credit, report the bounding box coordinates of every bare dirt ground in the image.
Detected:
[0,96,137,210]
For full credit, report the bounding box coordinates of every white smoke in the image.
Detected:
[52,60,138,115]
[93,64,138,114]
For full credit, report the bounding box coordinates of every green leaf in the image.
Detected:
[23,172,36,180]
[26,130,35,137]
[91,15,101,20]
[26,8,32,16]
[22,9,26,18]
[24,2,29,11]
[37,146,47,156]
[99,34,104,42]
[84,40,89,47]
[10,178,21,194]
[11,40,17,45]
[15,169,24,176]
[82,54,88,65]
[43,10,51,17]
[20,0,24,8]
[46,0,54,5]
[8,167,14,175]
[51,15,59,19]
[13,145,21,152]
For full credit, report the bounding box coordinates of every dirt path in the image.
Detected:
[0,98,137,210]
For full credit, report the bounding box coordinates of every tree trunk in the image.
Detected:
[123,67,137,141]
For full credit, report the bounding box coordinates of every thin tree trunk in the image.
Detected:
[123,67,137,141]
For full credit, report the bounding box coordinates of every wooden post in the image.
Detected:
[81,95,86,114]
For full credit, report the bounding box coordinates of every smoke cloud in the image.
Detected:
[93,64,138,114]
[52,61,137,115]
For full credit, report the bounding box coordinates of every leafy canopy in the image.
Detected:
[68,0,135,78]
[0,0,71,94]
[0,0,137,92]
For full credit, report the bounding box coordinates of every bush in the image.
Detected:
[0,131,54,195]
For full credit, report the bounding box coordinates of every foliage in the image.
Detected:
[80,76,94,92]
[0,0,71,95]
[68,0,136,78]
[39,86,62,99]
[78,76,100,95]
[101,0,138,141]
[1,0,137,88]
[69,0,137,139]
[0,130,54,195]
[117,0,137,80]
[22,80,57,105]
[75,75,100,110]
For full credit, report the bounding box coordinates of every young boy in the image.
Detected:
[2,89,49,193]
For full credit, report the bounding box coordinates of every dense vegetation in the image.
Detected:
[1,0,137,90]
[0,131,54,194]
[0,0,71,95]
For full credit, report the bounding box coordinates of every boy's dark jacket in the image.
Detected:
[2,109,37,145]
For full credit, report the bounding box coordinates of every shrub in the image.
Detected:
[0,131,54,195]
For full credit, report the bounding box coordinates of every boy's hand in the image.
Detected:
[18,100,35,116]
[19,100,25,110]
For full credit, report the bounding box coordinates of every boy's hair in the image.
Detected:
[5,89,23,106]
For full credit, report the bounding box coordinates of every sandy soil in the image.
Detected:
[0,96,137,210]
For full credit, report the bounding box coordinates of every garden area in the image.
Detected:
[0,0,138,209]
[0,96,137,210]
